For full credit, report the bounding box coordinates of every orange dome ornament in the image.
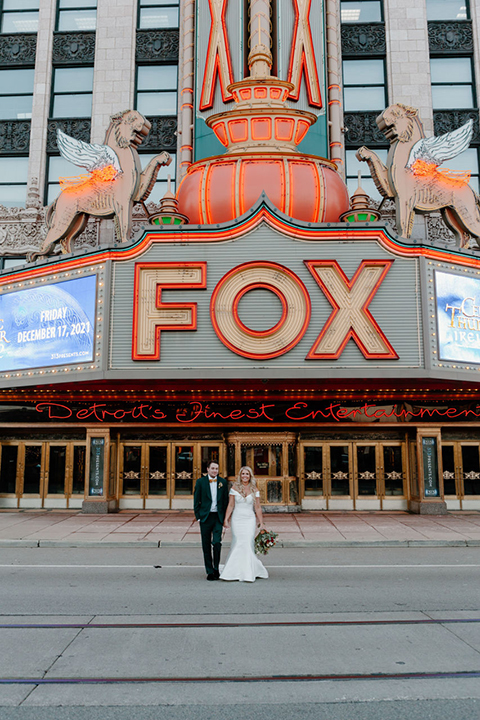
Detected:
[177,9,349,225]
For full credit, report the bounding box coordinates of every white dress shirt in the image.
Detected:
[209,476,218,512]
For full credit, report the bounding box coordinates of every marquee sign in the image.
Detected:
[131,258,396,362]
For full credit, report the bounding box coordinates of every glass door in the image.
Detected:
[119,441,223,508]
[328,444,353,507]
[442,442,480,508]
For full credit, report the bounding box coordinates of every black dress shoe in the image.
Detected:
[214,569,220,579]
[206,573,216,581]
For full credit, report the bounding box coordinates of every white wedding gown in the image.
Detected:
[220,489,269,582]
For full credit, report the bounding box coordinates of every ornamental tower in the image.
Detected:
[177,0,349,224]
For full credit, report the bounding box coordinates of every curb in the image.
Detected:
[0,539,478,548]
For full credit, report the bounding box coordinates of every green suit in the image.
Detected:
[194,475,229,576]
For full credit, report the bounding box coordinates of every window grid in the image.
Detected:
[426,0,469,20]
[0,68,34,120]
[137,0,179,29]
[135,64,178,118]
[340,0,383,24]
[50,66,94,119]
[56,0,97,32]
[342,58,386,113]
[1,0,39,33]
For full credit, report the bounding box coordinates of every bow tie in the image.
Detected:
[209,478,216,483]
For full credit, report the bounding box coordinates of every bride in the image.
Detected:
[220,466,269,582]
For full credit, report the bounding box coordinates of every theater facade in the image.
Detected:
[0,200,480,514]
[0,0,479,514]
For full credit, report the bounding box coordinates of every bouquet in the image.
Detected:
[254,529,278,555]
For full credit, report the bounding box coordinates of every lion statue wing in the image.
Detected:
[407,119,474,168]
[56,129,122,177]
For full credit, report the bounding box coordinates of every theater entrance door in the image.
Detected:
[119,441,223,509]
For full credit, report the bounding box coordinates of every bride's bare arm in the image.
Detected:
[223,496,235,528]
[255,496,266,529]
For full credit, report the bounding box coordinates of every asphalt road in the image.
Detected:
[0,546,479,719]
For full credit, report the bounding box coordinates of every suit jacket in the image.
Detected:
[193,475,229,523]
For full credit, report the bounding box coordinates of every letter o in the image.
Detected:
[210,262,311,358]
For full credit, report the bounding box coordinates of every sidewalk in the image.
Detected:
[0,510,480,547]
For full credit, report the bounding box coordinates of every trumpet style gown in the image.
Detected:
[220,489,269,582]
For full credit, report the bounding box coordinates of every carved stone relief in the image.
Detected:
[428,21,473,53]
[141,116,177,151]
[0,33,36,65]
[135,29,179,63]
[434,110,479,144]
[0,120,31,153]
[344,112,387,146]
[341,23,386,56]
[46,119,91,152]
[0,179,99,257]
[52,31,96,64]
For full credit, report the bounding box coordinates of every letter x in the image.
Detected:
[305,260,398,359]
[287,0,322,107]
[199,0,234,110]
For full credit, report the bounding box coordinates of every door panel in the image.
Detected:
[47,445,67,495]
[0,445,18,495]
[329,445,351,496]
[122,445,143,495]
[23,445,43,495]
[147,445,168,496]
[356,445,377,496]
[173,445,194,495]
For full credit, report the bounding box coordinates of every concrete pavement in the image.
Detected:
[0,510,480,547]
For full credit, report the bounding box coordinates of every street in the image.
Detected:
[0,546,479,719]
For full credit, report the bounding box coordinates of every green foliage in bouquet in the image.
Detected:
[254,529,278,555]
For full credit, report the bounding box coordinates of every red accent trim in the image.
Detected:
[210,261,311,359]
[232,282,288,338]
[3,207,480,289]
[304,260,398,360]
[132,262,207,361]
[199,0,234,110]
[287,0,322,108]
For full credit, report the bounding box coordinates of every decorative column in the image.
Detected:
[83,428,117,513]
[384,0,433,136]
[178,0,195,181]
[27,0,56,198]
[325,0,345,175]
[410,427,447,514]
[90,0,137,143]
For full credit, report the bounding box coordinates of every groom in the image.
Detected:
[193,461,229,580]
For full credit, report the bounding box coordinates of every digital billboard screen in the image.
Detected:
[435,270,480,364]
[0,275,96,372]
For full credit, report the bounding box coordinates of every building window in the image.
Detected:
[138,0,179,29]
[0,68,34,119]
[1,0,39,33]
[135,65,177,116]
[345,148,388,202]
[343,59,385,112]
[340,1,382,23]
[0,156,28,207]
[51,66,93,118]
[0,257,26,269]
[426,1,468,20]
[46,155,81,204]
[56,0,97,32]
[138,152,176,203]
[430,57,474,109]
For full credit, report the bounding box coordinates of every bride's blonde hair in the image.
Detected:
[233,465,258,494]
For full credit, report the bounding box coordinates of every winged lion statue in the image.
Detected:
[356,104,479,248]
[28,109,171,261]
